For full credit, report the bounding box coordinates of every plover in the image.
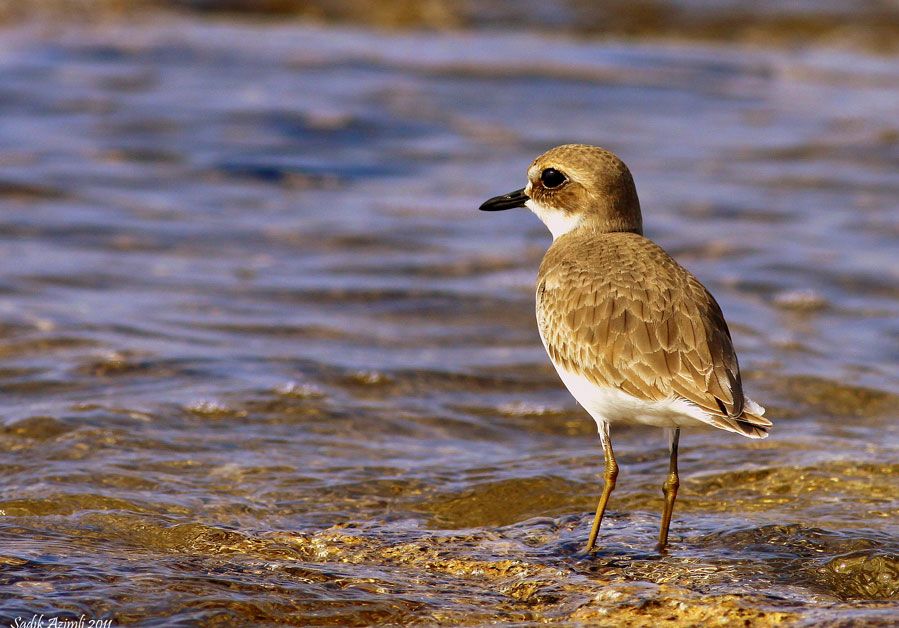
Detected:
[480,144,771,552]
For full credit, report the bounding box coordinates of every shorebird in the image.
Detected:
[479,144,771,552]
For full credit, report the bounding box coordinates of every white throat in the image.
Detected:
[525,199,582,240]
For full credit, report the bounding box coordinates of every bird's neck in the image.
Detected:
[566,215,643,240]
[526,199,643,241]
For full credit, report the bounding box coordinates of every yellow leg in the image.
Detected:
[585,424,618,552]
[656,428,680,552]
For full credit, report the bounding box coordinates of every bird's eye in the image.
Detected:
[540,168,567,189]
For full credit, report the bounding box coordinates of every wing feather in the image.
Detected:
[537,232,768,436]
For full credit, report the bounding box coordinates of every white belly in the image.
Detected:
[552,362,713,430]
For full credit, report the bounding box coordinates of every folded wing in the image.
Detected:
[537,235,771,437]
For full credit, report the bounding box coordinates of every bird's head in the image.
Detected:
[480,144,643,239]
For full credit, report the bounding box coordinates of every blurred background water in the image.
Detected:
[0,1,897,625]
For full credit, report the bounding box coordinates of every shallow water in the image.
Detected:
[0,15,897,626]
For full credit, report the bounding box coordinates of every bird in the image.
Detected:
[479,144,771,552]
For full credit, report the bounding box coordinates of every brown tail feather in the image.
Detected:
[729,410,772,439]
[709,413,770,439]
[704,407,772,439]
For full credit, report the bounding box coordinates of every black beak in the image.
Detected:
[479,187,528,211]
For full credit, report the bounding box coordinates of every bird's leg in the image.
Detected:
[586,423,618,552]
[656,427,680,552]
